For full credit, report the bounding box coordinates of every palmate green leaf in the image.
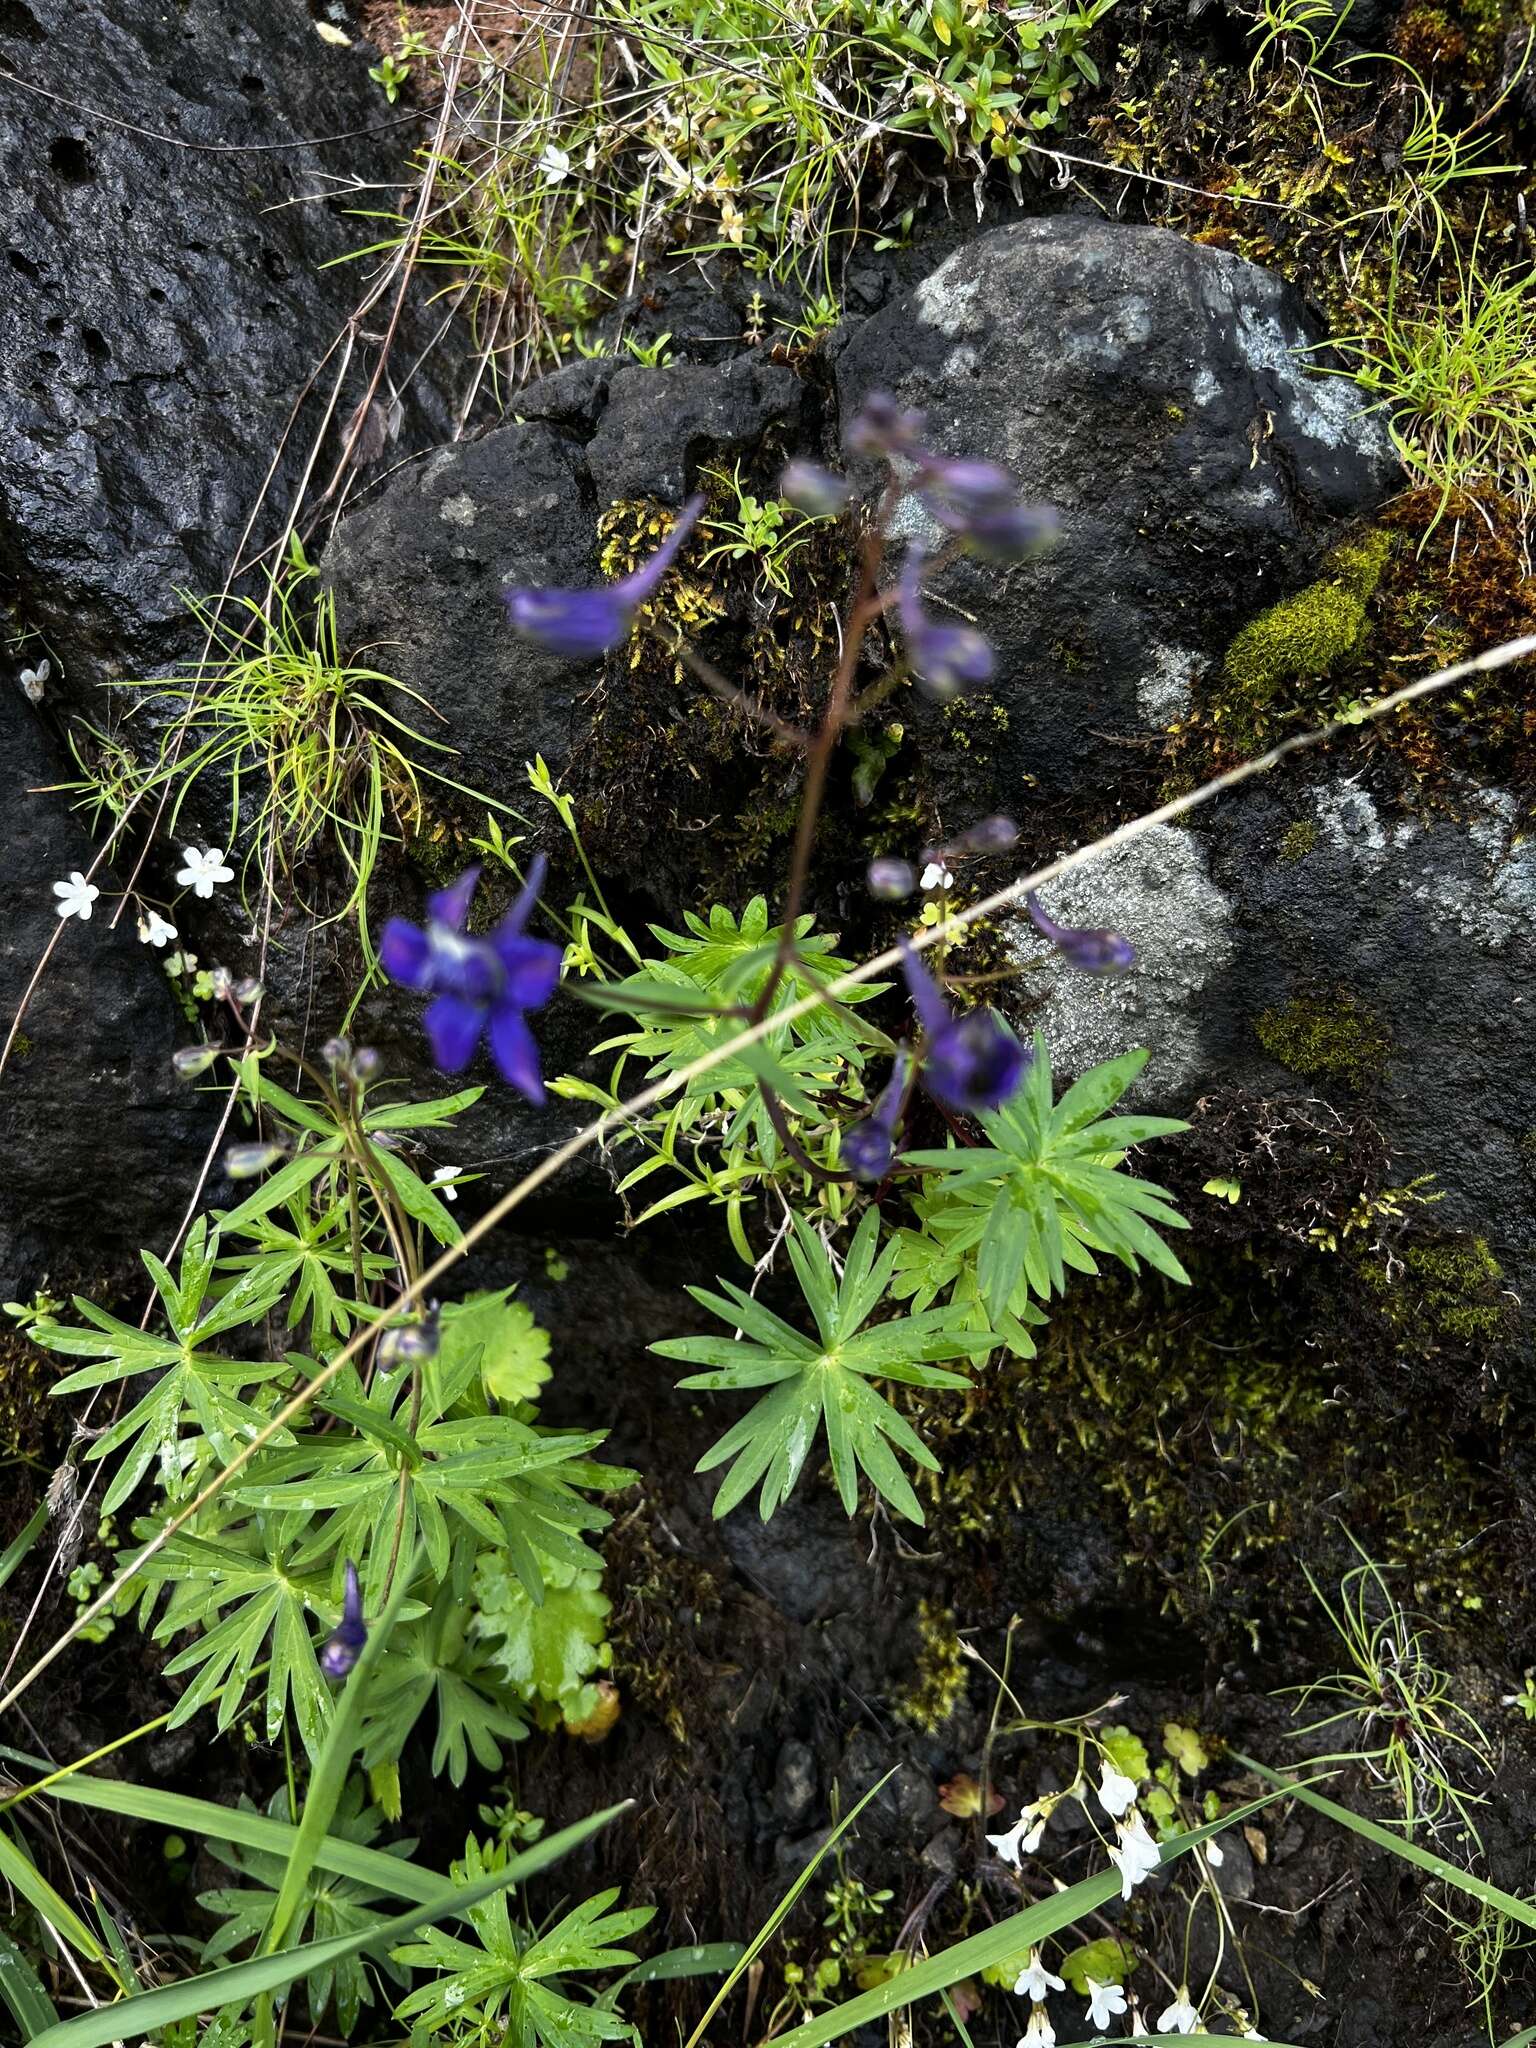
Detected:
[438,1288,552,1408]
[653,1209,990,1524]
[200,1784,414,2035]
[127,1519,336,1753]
[475,1551,612,1727]
[909,1038,1191,1324]
[392,1839,653,2048]
[27,1804,630,2048]
[358,1579,530,1783]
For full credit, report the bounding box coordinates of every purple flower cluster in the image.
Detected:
[503,497,704,659]
[380,859,561,1102]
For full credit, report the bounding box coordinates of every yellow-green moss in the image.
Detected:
[1278,819,1318,864]
[894,1600,967,1732]
[1255,989,1390,1086]
[1222,530,1392,707]
[1362,1235,1512,1346]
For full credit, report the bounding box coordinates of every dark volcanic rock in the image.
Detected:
[834,216,1400,803]
[0,0,451,696]
[0,687,216,1296]
[584,355,802,502]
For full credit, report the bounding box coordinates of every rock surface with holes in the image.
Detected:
[0,0,451,696]
[834,216,1400,804]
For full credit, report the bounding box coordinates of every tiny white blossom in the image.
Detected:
[1127,2004,1151,2039]
[1013,1950,1065,2001]
[176,846,234,898]
[1156,1990,1200,2034]
[1083,1977,1127,2029]
[538,143,571,184]
[920,860,953,891]
[52,871,99,922]
[1095,1759,1139,1818]
[1107,1808,1162,1899]
[1017,2003,1056,2048]
[20,656,49,703]
[137,910,178,948]
[430,1165,463,1202]
[987,1798,1049,1867]
[1202,1836,1225,1867]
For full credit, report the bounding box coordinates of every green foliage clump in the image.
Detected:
[1255,988,1390,1086]
[1362,1233,1512,1346]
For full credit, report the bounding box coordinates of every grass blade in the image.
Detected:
[26,1802,628,2048]
[0,1827,104,1965]
[0,1503,48,1596]
[0,1925,60,2037]
[1234,1753,1536,1931]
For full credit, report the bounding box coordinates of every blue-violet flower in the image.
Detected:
[841,1055,912,1180]
[321,1560,366,1679]
[898,549,994,700]
[503,496,704,659]
[1026,889,1136,975]
[380,859,561,1102]
[779,460,850,518]
[899,938,1027,1114]
[914,455,1059,563]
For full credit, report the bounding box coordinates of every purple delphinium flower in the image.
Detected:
[867,856,917,901]
[321,1560,366,1680]
[841,1055,913,1181]
[380,859,562,1102]
[898,550,994,700]
[847,391,928,459]
[503,496,704,659]
[914,456,1060,563]
[780,460,850,518]
[946,814,1019,856]
[899,938,1027,1114]
[1026,889,1136,976]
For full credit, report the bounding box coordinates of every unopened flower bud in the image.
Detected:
[321,1036,351,1069]
[378,1311,439,1371]
[847,391,927,459]
[173,1044,220,1078]
[350,1047,381,1083]
[1026,890,1136,977]
[867,857,916,901]
[209,967,233,1001]
[224,1142,288,1180]
[321,1560,366,1680]
[949,815,1019,855]
[780,460,850,518]
[232,977,264,1004]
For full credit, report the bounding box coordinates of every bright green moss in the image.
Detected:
[1402,1237,1509,1343]
[1224,581,1368,701]
[1255,989,1390,1086]
[1278,819,1318,864]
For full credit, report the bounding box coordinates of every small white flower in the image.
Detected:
[1156,1990,1201,2034]
[1013,1950,1065,2002]
[987,1799,1049,1867]
[1202,1836,1225,1867]
[430,1166,463,1202]
[52,871,99,921]
[137,910,178,948]
[538,142,570,184]
[920,860,953,891]
[1107,1808,1162,1899]
[1017,2003,1056,2048]
[1095,1759,1139,1818]
[1083,1977,1127,2030]
[176,845,234,898]
[1127,2005,1151,2039]
[20,656,49,703]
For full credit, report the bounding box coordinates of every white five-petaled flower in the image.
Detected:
[176,845,234,898]
[1157,1989,1201,2034]
[430,1165,463,1202]
[1017,2003,1056,2048]
[1013,1949,1066,2002]
[52,871,99,921]
[919,860,953,891]
[1096,1758,1139,1818]
[137,910,178,948]
[1107,1807,1162,1899]
[1083,1977,1127,2029]
[538,142,570,184]
[987,1798,1050,1867]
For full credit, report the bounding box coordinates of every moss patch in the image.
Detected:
[1361,1234,1513,1348]
[1278,818,1318,863]
[1255,989,1390,1087]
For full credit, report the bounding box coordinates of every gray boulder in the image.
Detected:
[834,216,1399,803]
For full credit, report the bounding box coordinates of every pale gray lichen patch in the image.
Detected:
[1014,825,1237,1098]
[1234,306,1395,464]
[1139,644,1205,725]
[913,259,986,340]
[439,491,478,527]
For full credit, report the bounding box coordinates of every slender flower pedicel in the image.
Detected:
[899,937,1026,1115]
[503,496,704,659]
[321,1559,366,1679]
[381,859,562,1103]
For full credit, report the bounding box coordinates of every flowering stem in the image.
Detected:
[9,629,1532,1720]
